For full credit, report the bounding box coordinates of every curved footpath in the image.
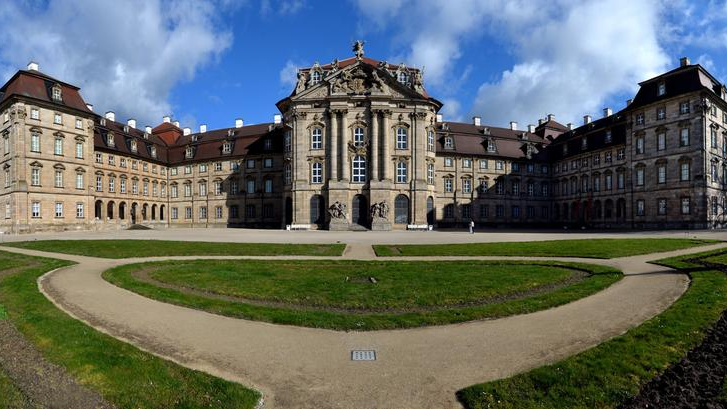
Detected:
[2,242,727,409]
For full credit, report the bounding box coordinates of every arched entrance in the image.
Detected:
[285,197,293,225]
[106,201,115,220]
[394,194,410,225]
[351,194,368,227]
[616,198,626,220]
[310,195,325,225]
[159,205,165,221]
[130,203,138,224]
[94,200,103,220]
[426,196,434,225]
[119,202,126,220]
[142,204,148,221]
[151,204,157,221]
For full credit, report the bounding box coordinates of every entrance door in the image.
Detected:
[351,194,368,227]
[426,196,434,225]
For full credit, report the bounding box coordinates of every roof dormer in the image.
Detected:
[51,83,62,102]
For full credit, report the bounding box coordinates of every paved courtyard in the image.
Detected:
[2,228,724,408]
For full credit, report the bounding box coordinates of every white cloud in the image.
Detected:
[278,60,302,91]
[261,0,306,16]
[0,0,234,127]
[355,0,671,128]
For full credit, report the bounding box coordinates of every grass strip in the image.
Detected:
[0,250,259,408]
[374,238,716,258]
[104,260,621,331]
[3,239,345,258]
[457,250,727,409]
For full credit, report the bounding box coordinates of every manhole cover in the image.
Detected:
[351,350,376,361]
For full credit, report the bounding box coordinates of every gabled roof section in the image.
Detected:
[0,69,93,114]
[94,117,169,164]
[436,121,547,160]
[630,64,725,110]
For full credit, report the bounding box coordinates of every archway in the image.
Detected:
[131,203,138,224]
[394,194,410,225]
[142,204,148,221]
[616,198,626,220]
[159,205,165,221]
[285,197,293,225]
[426,196,434,225]
[151,204,157,221]
[604,199,614,219]
[94,200,103,220]
[119,202,126,220]
[351,194,368,227]
[106,201,115,220]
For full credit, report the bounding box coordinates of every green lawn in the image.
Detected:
[104,260,621,330]
[457,249,727,409]
[3,239,345,258]
[374,238,717,258]
[0,250,259,409]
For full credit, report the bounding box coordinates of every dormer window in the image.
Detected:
[605,130,612,143]
[563,144,568,155]
[487,140,496,152]
[264,138,272,150]
[526,144,533,156]
[106,134,115,147]
[397,72,408,84]
[52,85,62,101]
[123,125,129,133]
[150,146,157,158]
[657,81,666,96]
[130,140,137,153]
[581,137,587,149]
[143,133,149,140]
[222,142,232,154]
[185,146,194,159]
[100,118,106,126]
[191,135,198,142]
[444,137,453,149]
[311,71,321,84]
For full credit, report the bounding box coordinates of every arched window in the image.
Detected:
[396,161,407,183]
[394,194,410,224]
[311,162,322,184]
[352,155,366,183]
[353,127,364,147]
[311,128,322,149]
[311,71,321,84]
[396,127,408,149]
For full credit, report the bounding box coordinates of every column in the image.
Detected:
[340,110,349,182]
[382,110,391,180]
[371,110,379,181]
[329,111,338,181]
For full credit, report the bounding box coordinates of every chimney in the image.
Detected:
[528,124,535,133]
[538,118,544,126]
[235,118,244,128]
[162,115,171,123]
[104,111,115,122]
[145,125,152,134]
[183,127,191,136]
[86,103,93,112]
[509,121,517,131]
[472,116,481,126]
[547,113,555,122]
[436,113,443,123]
[199,124,207,133]
[603,107,612,118]
[567,123,574,130]
[27,61,39,71]
[626,99,633,106]
[583,115,591,125]
[172,120,180,128]
[680,57,690,67]
[127,118,136,129]
[274,114,282,124]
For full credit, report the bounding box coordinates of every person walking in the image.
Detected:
[469,219,475,234]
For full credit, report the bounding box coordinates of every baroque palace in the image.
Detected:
[1,43,726,233]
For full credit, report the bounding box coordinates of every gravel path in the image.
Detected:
[1,242,725,408]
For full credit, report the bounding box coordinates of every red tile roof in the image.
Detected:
[0,70,93,114]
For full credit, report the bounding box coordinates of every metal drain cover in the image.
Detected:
[351,350,376,361]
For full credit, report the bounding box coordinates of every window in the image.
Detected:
[184,165,192,174]
[636,113,644,125]
[170,167,178,176]
[444,178,453,193]
[680,101,690,114]
[541,182,549,196]
[246,179,255,193]
[396,127,408,149]
[264,179,273,193]
[246,204,256,218]
[284,164,291,184]
[130,140,137,153]
[284,132,291,152]
[396,161,407,183]
[54,169,63,188]
[495,161,504,170]
[185,207,192,219]
[170,184,178,198]
[152,181,157,196]
[462,178,471,193]
[264,138,272,150]
[30,108,39,120]
[658,199,667,215]
[199,206,207,219]
[593,175,600,192]
[681,197,691,215]
[512,205,520,218]
[427,130,434,151]
[605,152,612,163]
[230,205,239,219]
[582,158,588,168]
[658,164,666,184]
[150,146,157,158]
[353,156,367,183]
[462,204,471,219]
[54,113,62,125]
[353,127,364,147]
[713,163,719,182]
[444,157,453,167]
[605,173,613,190]
[527,182,534,196]
[185,147,193,158]
[230,180,238,195]
[616,148,624,160]
[94,175,102,192]
[635,167,644,186]
[427,163,435,185]
[397,71,408,84]
[31,167,40,186]
[480,159,488,169]
[512,181,520,195]
[496,205,504,218]
[562,144,568,155]
[581,137,588,149]
[214,162,222,171]
[75,118,83,129]
[75,142,83,158]
[680,161,691,181]
[247,159,255,169]
[215,206,223,219]
[444,137,453,149]
[30,132,40,152]
[76,203,84,218]
[657,81,666,96]
[462,158,472,168]
[132,179,139,194]
[3,168,9,188]
[636,199,645,216]
[311,70,321,84]
[444,204,454,218]
[487,140,496,152]
[480,205,489,219]
[199,182,207,196]
[223,142,232,154]
[55,202,63,218]
[712,128,718,149]
[264,158,273,168]
[72,171,82,189]
[527,164,534,173]
[635,135,644,154]
[171,207,178,220]
[311,128,322,149]
[108,155,115,166]
[654,131,666,151]
[617,171,625,189]
[496,180,504,195]
[713,196,719,215]
[31,201,40,218]
[680,128,690,146]
[3,135,8,155]
[311,162,322,184]
[54,137,63,155]
[657,107,666,120]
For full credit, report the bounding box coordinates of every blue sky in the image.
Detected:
[1,0,727,132]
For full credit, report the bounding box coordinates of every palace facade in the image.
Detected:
[1,48,725,233]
